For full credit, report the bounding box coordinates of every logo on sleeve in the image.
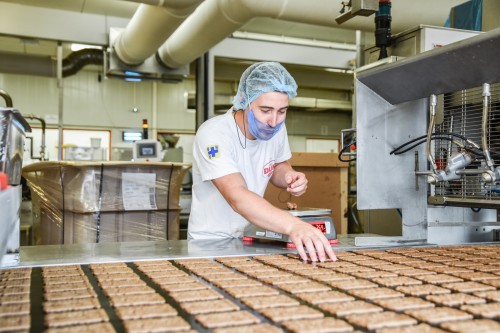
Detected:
[263,160,275,177]
[207,145,220,159]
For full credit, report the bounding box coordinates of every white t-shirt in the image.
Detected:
[188,109,292,239]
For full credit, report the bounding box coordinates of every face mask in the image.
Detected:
[246,108,284,141]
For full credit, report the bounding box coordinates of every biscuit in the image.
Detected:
[195,310,260,328]
[375,323,447,333]
[440,319,500,333]
[122,315,191,332]
[109,293,165,307]
[373,296,435,311]
[426,293,486,306]
[1,285,30,295]
[0,315,30,331]
[319,300,383,317]
[43,298,101,313]
[150,276,198,285]
[44,281,92,293]
[348,287,405,300]
[115,303,178,319]
[212,323,284,333]
[328,279,377,291]
[460,302,500,318]
[0,303,30,316]
[311,273,356,282]
[211,279,262,289]
[396,284,451,296]
[102,285,155,296]
[169,289,223,303]
[277,281,331,294]
[332,266,375,274]
[413,274,463,284]
[473,290,500,302]
[259,305,323,322]
[295,290,354,305]
[345,311,417,330]
[282,317,353,333]
[44,308,108,327]
[349,271,398,279]
[223,285,279,299]
[44,289,97,301]
[160,282,210,293]
[372,277,422,287]
[404,307,473,324]
[240,295,299,310]
[441,281,496,293]
[44,322,116,333]
[180,299,239,315]
[450,272,499,282]
[259,275,311,286]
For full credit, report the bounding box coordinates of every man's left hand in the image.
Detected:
[285,171,308,196]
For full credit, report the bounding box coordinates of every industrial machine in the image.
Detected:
[352,26,500,246]
[242,208,338,247]
[132,139,164,162]
[0,89,31,265]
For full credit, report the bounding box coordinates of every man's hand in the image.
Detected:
[285,171,308,196]
[288,221,337,262]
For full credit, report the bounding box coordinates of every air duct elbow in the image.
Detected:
[62,49,104,78]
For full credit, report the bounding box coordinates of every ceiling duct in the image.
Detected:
[113,1,202,66]
[156,0,347,69]
[109,1,202,81]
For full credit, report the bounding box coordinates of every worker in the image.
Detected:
[188,62,337,262]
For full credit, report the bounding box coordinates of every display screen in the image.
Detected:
[138,143,157,157]
[310,221,327,234]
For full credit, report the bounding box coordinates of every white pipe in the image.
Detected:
[114,1,202,66]
[157,0,341,68]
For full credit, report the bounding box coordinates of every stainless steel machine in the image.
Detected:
[353,26,500,246]
[0,100,31,265]
[243,208,338,248]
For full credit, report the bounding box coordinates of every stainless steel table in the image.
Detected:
[3,234,415,268]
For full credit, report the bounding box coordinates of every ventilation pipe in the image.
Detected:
[62,49,103,77]
[156,0,342,69]
[113,1,202,66]
[0,50,103,78]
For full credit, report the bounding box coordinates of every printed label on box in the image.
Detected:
[122,173,157,210]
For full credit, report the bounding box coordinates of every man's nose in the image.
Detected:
[267,114,278,127]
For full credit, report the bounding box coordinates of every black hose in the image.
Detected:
[338,141,356,162]
[62,49,104,78]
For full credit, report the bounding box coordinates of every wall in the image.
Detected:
[1,70,352,162]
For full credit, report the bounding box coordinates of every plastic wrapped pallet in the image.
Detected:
[22,161,190,245]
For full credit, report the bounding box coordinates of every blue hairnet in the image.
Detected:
[232,62,298,110]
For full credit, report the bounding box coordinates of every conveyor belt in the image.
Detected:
[1,244,499,332]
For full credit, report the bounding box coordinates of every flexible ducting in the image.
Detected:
[62,49,103,78]
[0,49,103,78]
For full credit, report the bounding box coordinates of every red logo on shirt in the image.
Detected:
[263,160,275,177]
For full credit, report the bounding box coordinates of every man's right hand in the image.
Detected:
[288,221,337,262]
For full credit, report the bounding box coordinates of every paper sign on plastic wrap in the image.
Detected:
[121,173,157,210]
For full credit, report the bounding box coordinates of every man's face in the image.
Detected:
[248,91,289,128]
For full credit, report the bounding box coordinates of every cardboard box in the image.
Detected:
[23,161,190,212]
[264,152,349,234]
[36,205,180,245]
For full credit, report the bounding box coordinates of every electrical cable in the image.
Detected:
[390,132,474,155]
[338,141,356,162]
